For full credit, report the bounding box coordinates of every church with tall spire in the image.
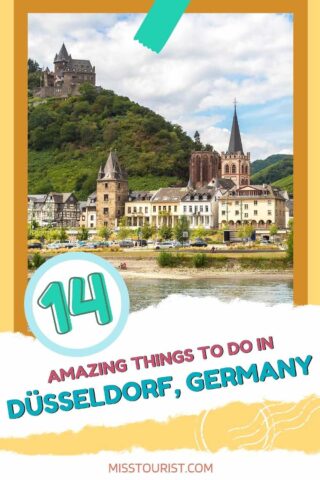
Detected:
[221,100,251,188]
[188,100,250,189]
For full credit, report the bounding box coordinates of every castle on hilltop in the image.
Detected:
[37,43,96,98]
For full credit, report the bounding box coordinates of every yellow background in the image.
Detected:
[0,0,319,455]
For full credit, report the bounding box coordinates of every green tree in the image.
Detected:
[141,223,154,240]
[239,224,254,241]
[98,226,112,240]
[79,82,98,103]
[269,224,278,242]
[60,122,80,143]
[286,220,293,263]
[117,217,130,240]
[77,226,89,241]
[192,225,207,239]
[159,225,173,240]
[194,131,202,151]
[174,215,190,242]
[58,228,68,242]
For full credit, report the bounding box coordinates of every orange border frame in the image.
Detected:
[12,0,307,333]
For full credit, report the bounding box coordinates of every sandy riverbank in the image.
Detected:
[105,257,293,280]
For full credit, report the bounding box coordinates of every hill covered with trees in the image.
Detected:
[28,82,195,199]
[28,71,293,198]
[251,154,293,192]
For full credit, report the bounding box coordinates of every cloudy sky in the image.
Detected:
[28,13,293,160]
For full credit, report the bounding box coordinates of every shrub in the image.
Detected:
[192,253,208,268]
[28,253,46,270]
[157,252,176,267]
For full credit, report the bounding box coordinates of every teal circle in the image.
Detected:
[24,252,130,357]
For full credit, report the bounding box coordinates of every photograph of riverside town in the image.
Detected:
[27,14,294,308]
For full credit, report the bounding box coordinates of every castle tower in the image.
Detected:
[96,151,128,229]
[221,101,250,188]
[53,43,71,78]
[189,150,221,188]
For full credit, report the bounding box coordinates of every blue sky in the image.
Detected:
[28,13,293,160]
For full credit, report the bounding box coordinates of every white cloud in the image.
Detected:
[28,13,293,160]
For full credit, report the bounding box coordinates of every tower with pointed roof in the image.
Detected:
[39,43,96,98]
[96,151,129,228]
[221,101,250,188]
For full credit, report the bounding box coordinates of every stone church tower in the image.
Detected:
[189,150,221,188]
[96,151,128,228]
[221,103,250,188]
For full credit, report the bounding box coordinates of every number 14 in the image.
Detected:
[38,273,113,334]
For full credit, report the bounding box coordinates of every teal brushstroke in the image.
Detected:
[134,0,191,54]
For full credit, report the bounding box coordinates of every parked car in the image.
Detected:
[136,239,148,247]
[119,240,134,248]
[190,238,208,247]
[155,241,175,250]
[28,242,42,249]
[46,240,74,250]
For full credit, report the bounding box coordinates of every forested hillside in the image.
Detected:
[28,70,293,199]
[251,154,293,192]
[28,83,195,199]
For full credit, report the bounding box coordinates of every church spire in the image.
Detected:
[227,99,244,155]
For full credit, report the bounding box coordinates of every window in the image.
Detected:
[139,207,142,213]
[145,207,148,213]
[235,201,239,205]
[105,183,108,189]
[205,205,209,212]
[268,210,272,215]
[174,206,177,212]
[133,207,137,213]
[200,206,203,212]
[90,223,94,227]
[118,183,121,190]
[244,204,248,209]
[254,210,258,215]
[117,210,121,215]
[254,200,258,205]
[169,206,171,212]
[103,208,109,214]
[268,200,272,205]
[158,206,162,211]
[189,206,192,212]
[90,215,94,221]
[104,221,108,226]
[235,210,239,215]
[225,164,230,174]
[244,213,248,218]
[128,207,131,213]
[183,206,187,213]
[222,210,226,215]
[118,196,120,201]
[153,206,156,213]
[163,206,167,211]
[231,164,236,174]
[81,215,85,221]
[104,194,109,201]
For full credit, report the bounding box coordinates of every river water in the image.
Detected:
[125,277,293,312]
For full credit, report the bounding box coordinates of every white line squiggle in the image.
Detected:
[270,405,320,447]
[228,402,279,433]
[266,397,319,450]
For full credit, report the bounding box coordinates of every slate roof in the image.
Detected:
[151,188,187,202]
[227,106,244,155]
[101,151,127,180]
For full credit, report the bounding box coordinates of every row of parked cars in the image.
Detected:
[28,238,209,250]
